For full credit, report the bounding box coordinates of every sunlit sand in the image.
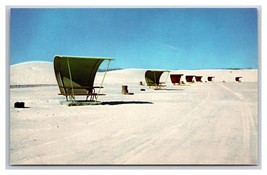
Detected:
[9,62,258,165]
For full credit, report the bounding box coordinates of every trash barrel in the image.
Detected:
[14,102,25,108]
[121,85,128,95]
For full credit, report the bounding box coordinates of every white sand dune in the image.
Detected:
[10,62,57,85]
[10,62,257,85]
[9,62,258,165]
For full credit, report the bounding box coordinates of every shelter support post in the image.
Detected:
[96,59,111,101]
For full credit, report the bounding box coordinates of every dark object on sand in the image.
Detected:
[235,77,242,82]
[170,74,183,85]
[121,85,129,94]
[122,85,134,95]
[207,76,215,82]
[195,76,203,82]
[185,75,195,83]
[14,102,25,108]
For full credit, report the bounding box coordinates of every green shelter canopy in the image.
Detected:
[54,55,112,101]
[145,70,170,88]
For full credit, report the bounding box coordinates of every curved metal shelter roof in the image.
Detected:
[54,55,112,101]
[185,75,195,83]
[145,70,169,87]
[170,74,184,84]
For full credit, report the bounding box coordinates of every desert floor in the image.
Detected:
[9,78,258,165]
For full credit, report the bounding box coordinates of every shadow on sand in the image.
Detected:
[101,101,153,105]
[164,88,185,91]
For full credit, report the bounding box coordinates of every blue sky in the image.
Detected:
[10,8,258,69]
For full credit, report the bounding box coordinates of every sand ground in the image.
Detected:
[9,80,258,165]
